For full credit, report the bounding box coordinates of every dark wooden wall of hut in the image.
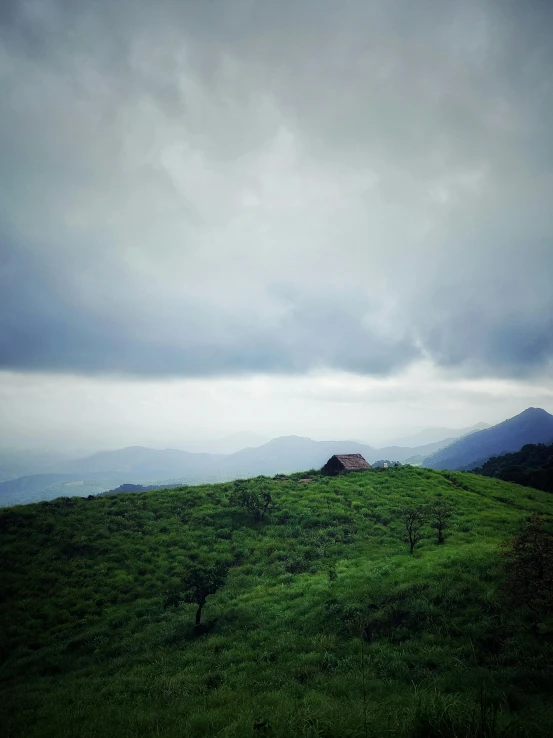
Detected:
[321,456,345,476]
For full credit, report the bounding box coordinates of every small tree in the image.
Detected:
[400,506,427,554]
[230,481,274,522]
[167,562,229,630]
[427,503,452,544]
[501,513,553,622]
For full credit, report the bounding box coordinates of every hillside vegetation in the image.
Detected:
[473,443,553,493]
[1,466,552,737]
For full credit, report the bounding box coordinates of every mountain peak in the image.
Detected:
[264,435,316,447]
[424,407,553,470]
[498,408,553,427]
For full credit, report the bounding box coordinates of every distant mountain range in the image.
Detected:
[0,448,74,483]
[0,432,475,507]
[423,408,553,470]
[2,409,551,507]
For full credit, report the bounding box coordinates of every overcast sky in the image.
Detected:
[1,0,552,452]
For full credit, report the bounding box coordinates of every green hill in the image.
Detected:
[1,466,552,737]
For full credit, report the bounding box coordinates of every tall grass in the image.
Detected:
[0,466,552,737]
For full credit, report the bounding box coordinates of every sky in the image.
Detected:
[1,0,553,452]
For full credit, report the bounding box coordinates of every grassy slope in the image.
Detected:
[0,466,552,738]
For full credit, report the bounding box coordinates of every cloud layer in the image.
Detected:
[2,367,553,452]
[1,0,552,379]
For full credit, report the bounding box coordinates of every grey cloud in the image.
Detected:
[1,0,552,379]
[0,233,419,376]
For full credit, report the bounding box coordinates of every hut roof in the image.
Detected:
[332,454,371,471]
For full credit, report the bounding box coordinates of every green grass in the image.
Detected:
[0,466,552,737]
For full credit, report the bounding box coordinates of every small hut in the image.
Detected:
[321,453,372,476]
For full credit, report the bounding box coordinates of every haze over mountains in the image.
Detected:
[1,409,552,507]
[0,424,485,507]
[180,433,270,455]
[181,425,489,456]
[0,448,75,484]
[382,423,490,448]
[424,408,553,471]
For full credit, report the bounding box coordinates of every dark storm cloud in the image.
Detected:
[1,0,552,378]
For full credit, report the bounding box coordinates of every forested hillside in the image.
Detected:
[1,467,552,737]
[473,443,553,493]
